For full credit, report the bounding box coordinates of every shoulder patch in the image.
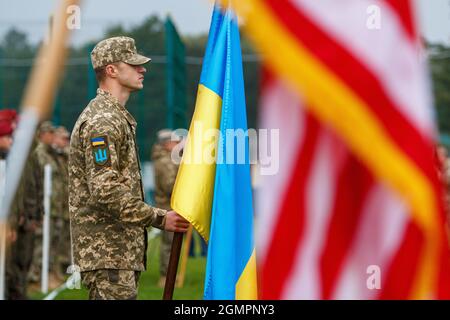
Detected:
[91,135,111,168]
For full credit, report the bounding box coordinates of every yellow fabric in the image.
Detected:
[171,84,222,242]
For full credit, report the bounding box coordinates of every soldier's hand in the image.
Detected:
[164,211,190,232]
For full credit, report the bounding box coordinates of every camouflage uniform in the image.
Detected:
[70,38,167,300]
[53,143,71,271]
[1,149,21,299]
[151,142,179,278]
[0,110,26,299]
[81,270,141,300]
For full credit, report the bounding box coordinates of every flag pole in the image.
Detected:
[162,232,183,300]
[41,164,52,294]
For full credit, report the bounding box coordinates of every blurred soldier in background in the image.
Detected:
[15,132,43,299]
[152,129,181,287]
[29,121,63,289]
[52,126,71,273]
[69,37,189,300]
[436,144,450,246]
[0,109,20,299]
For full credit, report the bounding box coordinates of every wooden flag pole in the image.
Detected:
[176,225,193,288]
[162,232,183,300]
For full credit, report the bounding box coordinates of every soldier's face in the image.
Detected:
[116,62,146,91]
[0,135,12,151]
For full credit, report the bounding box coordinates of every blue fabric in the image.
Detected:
[201,5,255,300]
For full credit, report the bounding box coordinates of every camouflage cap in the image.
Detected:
[38,121,55,135]
[0,109,17,122]
[91,36,151,69]
[0,120,13,137]
[55,126,70,138]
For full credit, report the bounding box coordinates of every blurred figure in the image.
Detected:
[70,37,188,300]
[151,129,181,287]
[15,132,43,299]
[436,144,448,181]
[29,121,63,290]
[1,109,43,299]
[0,109,18,126]
[0,110,18,299]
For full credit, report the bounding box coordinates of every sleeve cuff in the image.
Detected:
[150,207,167,230]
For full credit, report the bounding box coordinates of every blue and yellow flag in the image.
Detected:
[171,5,257,300]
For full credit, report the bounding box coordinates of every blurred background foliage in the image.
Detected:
[1,16,450,157]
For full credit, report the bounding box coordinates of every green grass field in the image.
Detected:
[29,235,206,300]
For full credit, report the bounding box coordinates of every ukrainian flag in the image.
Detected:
[171,5,257,300]
[91,137,105,147]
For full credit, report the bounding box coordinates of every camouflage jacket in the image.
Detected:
[69,88,167,271]
[35,142,61,218]
[151,143,179,210]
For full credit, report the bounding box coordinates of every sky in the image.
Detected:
[0,0,449,47]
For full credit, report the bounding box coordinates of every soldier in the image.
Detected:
[29,121,63,289]
[0,109,43,299]
[151,129,181,287]
[15,134,43,298]
[52,126,71,272]
[0,109,21,299]
[69,36,189,300]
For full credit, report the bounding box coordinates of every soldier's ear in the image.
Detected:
[105,64,119,79]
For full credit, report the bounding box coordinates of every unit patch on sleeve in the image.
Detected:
[91,136,111,168]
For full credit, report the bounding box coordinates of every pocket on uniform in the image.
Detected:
[107,269,119,284]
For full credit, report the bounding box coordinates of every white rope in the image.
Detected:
[0,160,6,300]
[43,271,82,300]
[0,109,39,222]
[43,282,66,300]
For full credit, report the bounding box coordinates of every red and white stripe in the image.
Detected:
[256,0,448,299]
[257,71,425,299]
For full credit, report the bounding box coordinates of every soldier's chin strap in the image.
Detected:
[0,160,6,300]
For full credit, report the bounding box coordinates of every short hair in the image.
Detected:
[94,66,107,83]
[95,62,121,83]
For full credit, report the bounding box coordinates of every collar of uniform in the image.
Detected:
[96,88,137,127]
